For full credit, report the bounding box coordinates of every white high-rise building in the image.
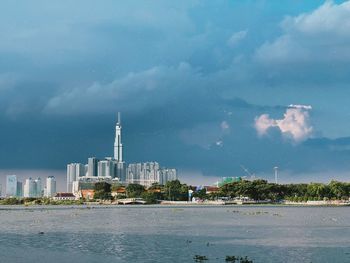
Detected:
[160,169,177,185]
[127,162,177,187]
[114,112,123,162]
[23,178,36,198]
[98,159,116,177]
[6,175,17,197]
[23,177,42,198]
[46,176,56,197]
[88,158,98,177]
[67,163,85,192]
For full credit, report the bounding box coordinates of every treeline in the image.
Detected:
[217,179,350,201]
[94,179,189,203]
[0,197,83,205]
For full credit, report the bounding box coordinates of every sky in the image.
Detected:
[1,0,350,190]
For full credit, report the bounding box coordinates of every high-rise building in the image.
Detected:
[23,178,42,197]
[116,161,126,181]
[23,178,36,198]
[6,175,17,197]
[46,176,56,197]
[98,159,116,177]
[127,163,177,187]
[35,178,42,197]
[67,163,85,192]
[114,112,123,162]
[88,158,98,177]
[160,169,177,185]
[16,181,23,197]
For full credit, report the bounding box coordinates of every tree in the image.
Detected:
[164,180,189,201]
[94,182,112,200]
[141,192,158,204]
[126,184,145,198]
[193,188,208,200]
[329,180,348,199]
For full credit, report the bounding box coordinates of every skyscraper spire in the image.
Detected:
[114,112,123,162]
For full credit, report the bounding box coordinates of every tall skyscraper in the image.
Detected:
[114,112,123,162]
[127,162,177,187]
[46,176,56,197]
[23,178,36,197]
[6,175,17,197]
[67,163,85,192]
[98,159,115,177]
[23,178,42,197]
[88,158,98,177]
[35,178,42,197]
[16,181,23,197]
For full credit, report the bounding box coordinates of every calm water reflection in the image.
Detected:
[0,205,349,262]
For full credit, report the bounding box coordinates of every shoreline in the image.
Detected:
[0,202,349,210]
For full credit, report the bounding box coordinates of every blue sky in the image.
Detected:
[1,0,350,188]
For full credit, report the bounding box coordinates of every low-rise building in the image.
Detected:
[80,189,95,200]
[53,193,76,201]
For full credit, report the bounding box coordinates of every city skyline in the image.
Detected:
[1,1,350,188]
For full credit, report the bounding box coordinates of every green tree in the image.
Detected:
[164,180,189,201]
[193,188,208,200]
[94,182,112,200]
[141,192,158,204]
[126,184,145,198]
[329,180,348,199]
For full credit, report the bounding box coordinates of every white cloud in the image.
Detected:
[255,1,350,63]
[255,114,276,136]
[227,30,247,48]
[288,104,312,110]
[255,105,313,143]
[220,120,230,131]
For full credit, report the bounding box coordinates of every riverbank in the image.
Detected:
[1,200,350,208]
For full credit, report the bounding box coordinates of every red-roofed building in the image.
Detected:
[53,192,76,201]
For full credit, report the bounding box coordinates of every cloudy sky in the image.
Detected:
[1,0,350,189]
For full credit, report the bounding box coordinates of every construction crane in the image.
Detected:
[240,165,256,181]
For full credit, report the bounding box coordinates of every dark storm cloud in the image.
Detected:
[1,0,350,184]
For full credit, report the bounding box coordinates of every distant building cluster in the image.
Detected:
[4,175,56,198]
[66,113,177,194]
[1,113,177,199]
[127,162,177,187]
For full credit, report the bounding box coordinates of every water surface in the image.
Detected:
[0,205,349,262]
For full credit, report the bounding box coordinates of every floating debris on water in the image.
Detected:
[225,255,254,263]
[193,255,208,262]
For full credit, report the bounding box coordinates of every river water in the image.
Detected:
[0,205,349,263]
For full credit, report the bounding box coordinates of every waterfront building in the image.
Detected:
[98,159,115,177]
[126,162,176,187]
[0,184,2,197]
[160,168,177,185]
[65,113,177,187]
[16,181,23,197]
[114,112,123,162]
[46,176,56,197]
[67,163,85,192]
[6,175,18,197]
[53,193,76,201]
[217,177,242,187]
[84,164,88,176]
[23,178,36,198]
[88,157,98,177]
[113,113,126,181]
[35,178,42,197]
